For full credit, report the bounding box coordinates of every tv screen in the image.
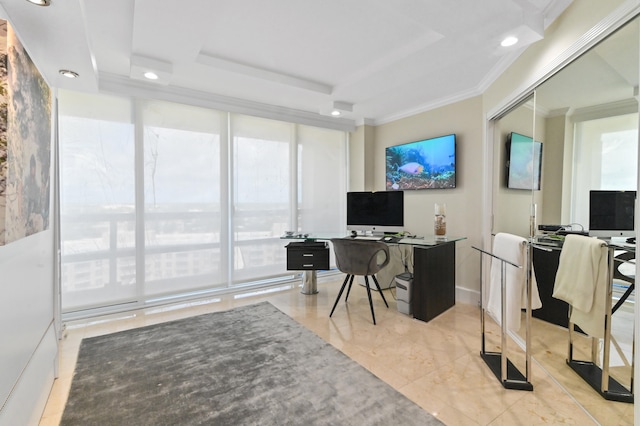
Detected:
[589,190,636,238]
[506,132,543,190]
[385,134,456,190]
[346,191,404,234]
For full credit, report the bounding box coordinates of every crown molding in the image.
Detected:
[98,72,356,132]
[372,86,483,126]
[570,98,638,122]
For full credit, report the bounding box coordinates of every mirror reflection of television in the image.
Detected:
[346,191,404,234]
[588,190,636,238]
[506,132,543,190]
[385,134,456,190]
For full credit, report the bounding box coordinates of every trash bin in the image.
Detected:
[395,272,412,315]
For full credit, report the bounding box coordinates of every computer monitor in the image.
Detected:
[346,191,404,234]
[588,190,636,238]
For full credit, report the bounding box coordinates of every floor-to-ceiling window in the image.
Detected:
[142,100,225,298]
[58,92,136,312]
[231,114,291,283]
[297,125,347,231]
[58,91,347,317]
[571,113,638,226]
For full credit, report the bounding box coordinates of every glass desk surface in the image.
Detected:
[281,233,466,246]
[532,235,635,280]
[533,235,636,251]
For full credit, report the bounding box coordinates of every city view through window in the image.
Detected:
[59,92,347,316]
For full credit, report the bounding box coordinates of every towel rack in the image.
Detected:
[566,244,634,403]
[473,243,534,391]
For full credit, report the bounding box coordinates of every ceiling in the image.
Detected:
[0,0,574,128]
[535,15,640,114]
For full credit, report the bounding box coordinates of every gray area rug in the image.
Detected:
[61,302,443,425]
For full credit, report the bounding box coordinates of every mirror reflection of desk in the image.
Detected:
[531,242,568,327]
[532,237,635,328]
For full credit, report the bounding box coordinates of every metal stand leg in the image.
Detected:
[300,270,318,295]
[474,244,533,391]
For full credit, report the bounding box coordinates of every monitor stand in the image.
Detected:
[610,236,627,244]
[360,230,384,237]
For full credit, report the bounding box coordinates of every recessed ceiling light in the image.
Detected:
[321,100,353,117]
[26,0,51,6]
[501,36,519,47]
[144,71,159,80]
[130,55,172,85]
[59,69,79,78]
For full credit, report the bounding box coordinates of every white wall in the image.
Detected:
[0,5,58,420]
[540,113,567,225]
[0,231,57,426]
[372,96,484,304]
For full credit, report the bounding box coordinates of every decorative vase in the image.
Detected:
[434,203,446,238]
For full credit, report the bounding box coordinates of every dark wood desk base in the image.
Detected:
[531,247,569,327]
[412,242,456,322]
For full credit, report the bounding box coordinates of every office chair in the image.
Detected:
[329,238,390,325]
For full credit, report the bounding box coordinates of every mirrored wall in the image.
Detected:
[491,13,639,426]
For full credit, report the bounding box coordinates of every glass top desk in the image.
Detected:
[282,232,466,245]
[282,233,467,322]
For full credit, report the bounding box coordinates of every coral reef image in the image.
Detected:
[385,134,456,190]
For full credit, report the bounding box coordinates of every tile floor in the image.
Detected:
[39,277,633,425]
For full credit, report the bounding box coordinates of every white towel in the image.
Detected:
[552,234,608,338]
[486,233,542,332]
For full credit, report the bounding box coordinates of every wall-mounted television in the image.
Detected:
[588,190,636,238]
[506,132,543,190]
[385,134,456,190]
[346,191,404,234]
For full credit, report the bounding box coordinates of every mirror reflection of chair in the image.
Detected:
[329,238,390,325]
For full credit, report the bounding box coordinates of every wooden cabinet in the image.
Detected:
[411,242,456,322]
[286,242,329,270]
[531,246,568,327]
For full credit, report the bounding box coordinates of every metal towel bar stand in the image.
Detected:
[472,240,534,391]
[528,240,634,402]
[564,242,634,403]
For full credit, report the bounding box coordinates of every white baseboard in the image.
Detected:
[0,323,57,426]
[456,286,480,306]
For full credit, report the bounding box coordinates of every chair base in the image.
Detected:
[329,274,389,325]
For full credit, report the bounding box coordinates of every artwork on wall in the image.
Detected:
[0,21,52,245]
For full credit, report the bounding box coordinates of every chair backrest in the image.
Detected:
[330,238,390,276]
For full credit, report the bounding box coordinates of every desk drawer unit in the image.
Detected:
[286,242,329,270]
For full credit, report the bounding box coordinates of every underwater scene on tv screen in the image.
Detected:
[385,134,456,190]
[507,132,542,190]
